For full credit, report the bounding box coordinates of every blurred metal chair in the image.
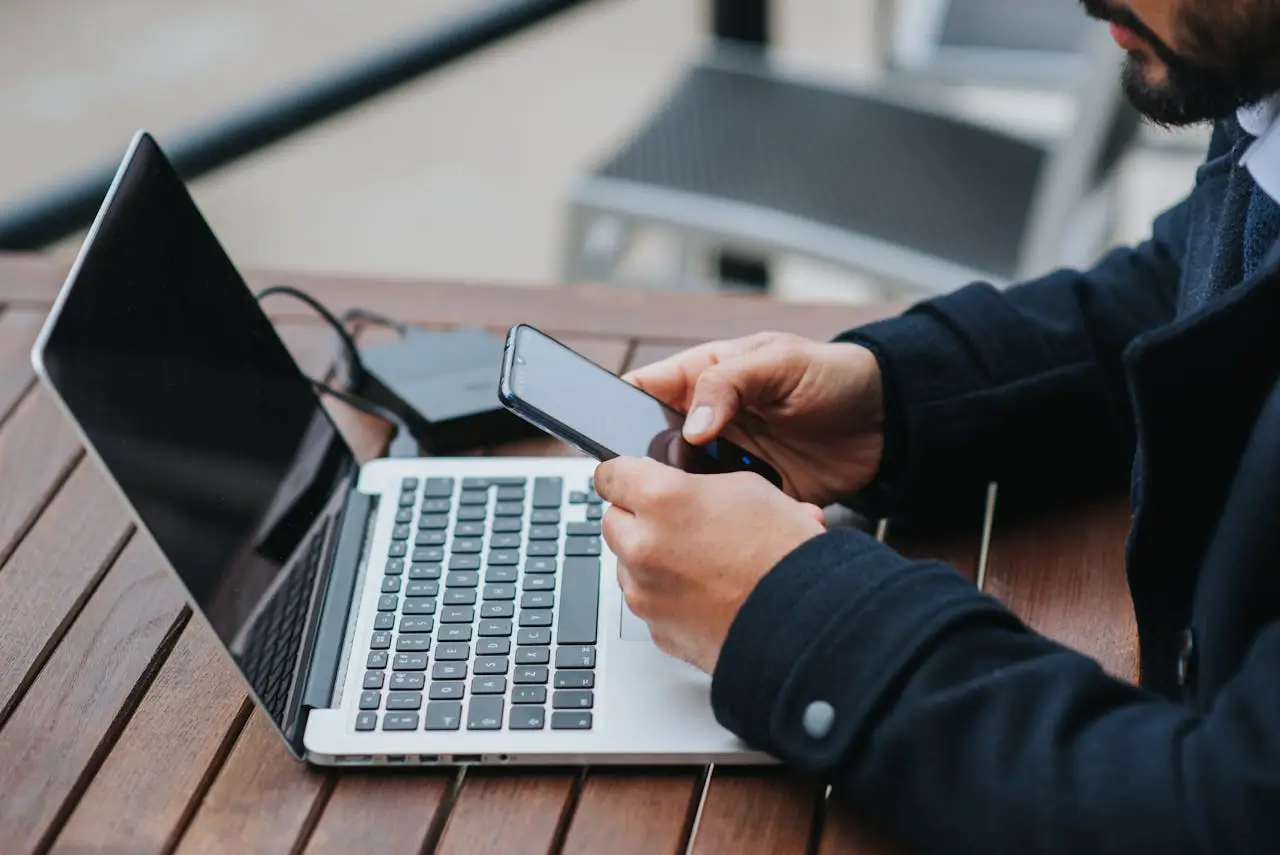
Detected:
[560,25,1138,297]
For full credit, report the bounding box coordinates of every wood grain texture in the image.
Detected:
[303,773,452,855]
[689,769,821,855]
[434,772,577,855]
[0,459,133,725]
[0,388,84,567]
[0,308,45,420]
[173,712,330,855]
[983,491,1139,682]
[817,809,906,855]
[0,534,188,853]
[51,621,251,855]
[560,772,700,855]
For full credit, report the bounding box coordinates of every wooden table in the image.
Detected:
[0,254,1139,855]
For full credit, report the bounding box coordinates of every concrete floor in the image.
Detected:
[1,0,1208,303]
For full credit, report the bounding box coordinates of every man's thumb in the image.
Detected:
[683,363,757,442]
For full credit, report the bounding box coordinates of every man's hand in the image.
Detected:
[594,456,827,674]
[625,332,885,507]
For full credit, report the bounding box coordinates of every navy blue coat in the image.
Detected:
[710,118,1280,853]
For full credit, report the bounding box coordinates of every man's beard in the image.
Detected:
[1080,0,1280,127]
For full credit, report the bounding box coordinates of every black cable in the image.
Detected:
[340,307,409,337]
[256,285,418,458]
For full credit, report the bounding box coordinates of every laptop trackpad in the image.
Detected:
[619,600,650,641]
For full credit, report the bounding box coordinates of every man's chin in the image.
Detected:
[1121,58,1222,127]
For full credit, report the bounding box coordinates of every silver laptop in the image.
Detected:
[31,131,768,767]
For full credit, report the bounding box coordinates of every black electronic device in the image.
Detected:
[353,325,541,454]
[498,323,782,486]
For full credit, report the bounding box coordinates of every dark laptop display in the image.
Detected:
[36,134,358,732]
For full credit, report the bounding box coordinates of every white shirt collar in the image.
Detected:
[1238,93,1280,203]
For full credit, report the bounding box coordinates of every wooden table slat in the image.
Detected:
[51,620,251,855]
[434,771,578,855]
[0,460,133,726]
[0,308,45,420]
[0,535,188,853]
[689,769,822,855]
[302,773,453,855]
[559,772,702,855]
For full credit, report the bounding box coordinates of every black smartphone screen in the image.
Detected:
[504,325,781,486]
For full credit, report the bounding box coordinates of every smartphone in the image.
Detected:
[499,324,782,487]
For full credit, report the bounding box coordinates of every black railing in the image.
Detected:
[0,0,599,250]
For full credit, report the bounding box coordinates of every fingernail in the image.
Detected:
[684,406,713,437]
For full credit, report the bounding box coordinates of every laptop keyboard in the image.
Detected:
[355,475,601,733]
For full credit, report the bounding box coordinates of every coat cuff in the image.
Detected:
[710,527,1016,773]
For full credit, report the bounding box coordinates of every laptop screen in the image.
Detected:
[35,133,359,736]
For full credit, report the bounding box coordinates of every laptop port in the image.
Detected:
[453,754,482,764]
[386,755,408,763]
[419,755,440,763]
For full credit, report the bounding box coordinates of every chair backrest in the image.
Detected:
[1016,24,1139,276]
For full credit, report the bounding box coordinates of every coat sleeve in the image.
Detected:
[711,528,1280,855]
[835,194,1191,517]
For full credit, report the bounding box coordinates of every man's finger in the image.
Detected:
[802,503,827,526]
[625,337,766,411]
[594,455,679,511]
[684,344,803,443]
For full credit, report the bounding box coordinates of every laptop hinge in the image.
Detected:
[288,487,377,756]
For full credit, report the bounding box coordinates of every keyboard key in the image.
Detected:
[496,485,525,502]
[449,555,482,572]
[455,521,485,537]
[444,589,476,606]
[479,619,513,637]
[425,701,463,730]
[586,505,603,521]
[558,558,600,645]
[398,492,416,508]
[424,477,454,498]
[565,537,602,557]
[514,665,549,684]
[390,672,426,691]
[566,521,601,536]
[474,656,509,675]
[457,506,486,522]
[386,692,422,711]
[468,697,505,730]
[487,550,520,566]
[374,613,396,631]
[381,577,401,593]
[481,602,515,619]
[403,598,436,616]
[522,592,554,609]
[463,476,525,489]
[528,526,559,541]
[367,650,390,669]
[391,524,411,541]
[519,611,552,627]
[568,491,588,504]
[509,707,546,730]
[527,542,558,557]
[413,546,444,562]
[396,636,431,653]
[356,712,378,731]
[551,711,593,730]
[433,661,467,680]
[385,558,405,575]
[492,517,523,533]
[483,584,515,601]
[556,646,597,669]
[452,538,483,554]
[586,490,603,504]
[531,509,561,525]
[438,625,473,642]
[370,631,391,650]
[410,563,442,580]
[441,606,476,624]
[407,580,439,598]
[388,542,408,558]
[395,508,413,524]
[512,686,547,704]
[517,628,552,646]
[525,558,557,574]
[476,638,511,656]
[434,642,470,661]
[393,653,429,671]
[459,490,489,506]
[472,676,507,695]
[363,670,385,689]
[399,616,434,633]
[555,671,595,689]
[490,533,522,549]
[515,647,550,665]
[523,575,555,592]
[417,531,447,547]
[383,713,420,731]
[401,477,420,490]
[486,567,518,584]
[533,477,563,508]
[494,502,524,517]
[423,498,451,514]
[554,690,594,709]
[418,515,448,531]
[447,571,479,588]
[429,682,465,700]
